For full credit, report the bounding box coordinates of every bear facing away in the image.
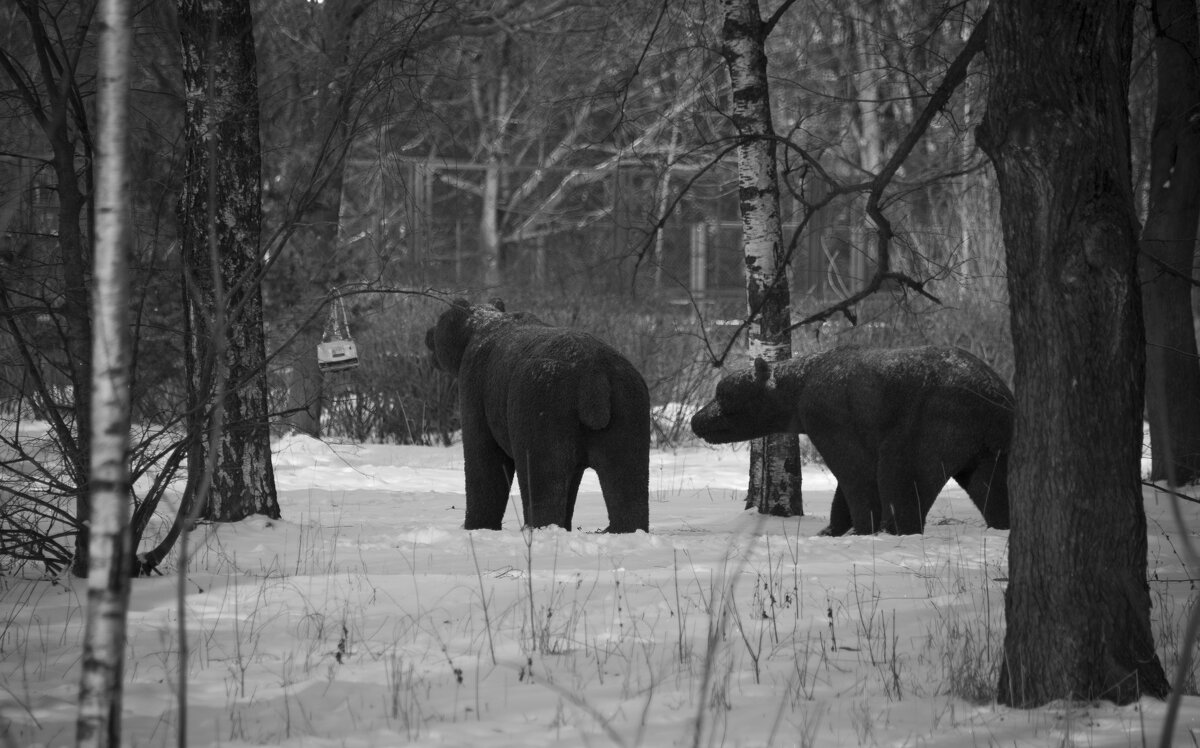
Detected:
[690,346,1012,535]
[426,298,650,533]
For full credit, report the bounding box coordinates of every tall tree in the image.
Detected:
[177,0,279,522]
[720,0,803,517]
[1,0,96,576]
[978,0,1170,705]
[76,0,133,742]
[1,0,196,577]
[1140,0,1200,485]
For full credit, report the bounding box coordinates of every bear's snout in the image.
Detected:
[691,403,733,444]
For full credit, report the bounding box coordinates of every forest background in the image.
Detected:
[0,0,1032,569]
[0,0,1020,452]
[3,0,1200,739]
[5,0,1193,582]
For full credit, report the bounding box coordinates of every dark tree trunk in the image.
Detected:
[721,0,803,517]
[177,0,279,522]
[57,122,93,577]
[11,0,98,577]
[1140,0,1200,485]
[978,0,1170,706]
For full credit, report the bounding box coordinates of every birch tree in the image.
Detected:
[721,0,803,516]
[978,0,1170,705]
[76,0,133,742]
[177,0,279,522]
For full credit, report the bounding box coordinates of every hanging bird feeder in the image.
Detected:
[317,292,359,373]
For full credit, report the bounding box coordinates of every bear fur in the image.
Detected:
[690,346,1012,535]
[426,298,650,533]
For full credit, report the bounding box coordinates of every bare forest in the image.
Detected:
[3,0,1200,745]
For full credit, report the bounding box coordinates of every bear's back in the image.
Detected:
[810,346,1011,408]
[466,320,647,407]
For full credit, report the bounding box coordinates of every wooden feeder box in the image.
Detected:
[318,292,359,373]
[318,339,359,373]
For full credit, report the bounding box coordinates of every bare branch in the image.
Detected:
[783,6,991,333]
[763,0,801,38]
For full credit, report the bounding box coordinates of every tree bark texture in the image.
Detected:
[76,0,133,742]
[978,0,1170,706]
[851,7,884,286]
[721,0,803,517]
[1140,0,1200,485]
[475,34,513,289]
[177,0,279,522]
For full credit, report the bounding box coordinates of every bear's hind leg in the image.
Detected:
[592,455,649,533]
[514,446,576,530]
[563,465,587,530]
[955,452,1009,530]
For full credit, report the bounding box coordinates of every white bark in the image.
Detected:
[852,12,884,286]
[76,0,133,744]
[481,161,502,287]
[722,0,803,516]
[653,124,681,290]
[474,40,514,288]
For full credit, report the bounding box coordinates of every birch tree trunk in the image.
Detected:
[76,0,133,742]
[978,0,1170,705]
[1140,0,1200,485]
[852,10,884,285]
[721,0,803,517]
[481,159,503,287]
[177,0,280,522]
[474,35,513,289]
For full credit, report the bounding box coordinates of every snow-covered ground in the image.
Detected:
[4,434,1200,747]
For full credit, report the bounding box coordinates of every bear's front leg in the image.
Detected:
[463,434,515,530]
[836,473,885,534]
[818,486,854,536]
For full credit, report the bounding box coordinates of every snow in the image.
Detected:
[4,433,1200,747]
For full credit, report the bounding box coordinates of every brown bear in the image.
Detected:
[426,298,650,533]
[690,346,1012,535]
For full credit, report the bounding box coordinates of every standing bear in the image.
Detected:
[426,298,650,533]
[691,346,1012,535]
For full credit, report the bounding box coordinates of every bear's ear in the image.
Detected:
[753,356,771,385]
[487,297,506,312]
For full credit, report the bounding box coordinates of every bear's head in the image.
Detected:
[690,358,793,443]
[425,298,507,374]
